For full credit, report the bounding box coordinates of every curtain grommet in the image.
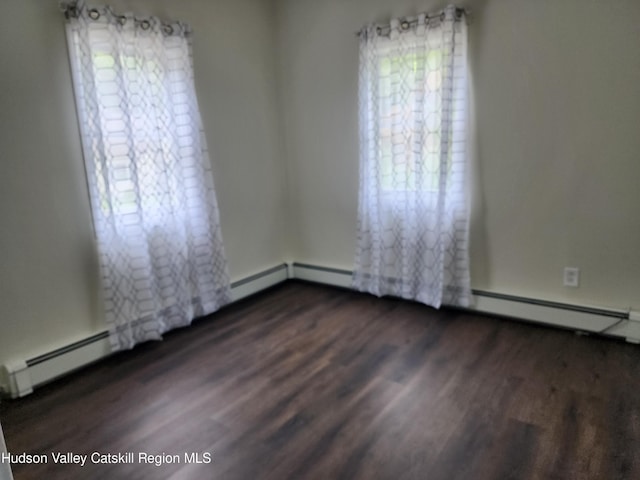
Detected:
[140,19,151,30]
[163,24,174,35]
[117,15,127,26]
[66,6,79,19]
[89,8,100,20]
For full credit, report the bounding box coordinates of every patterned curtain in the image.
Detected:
[353,5,471,308]
[63,1,231,350]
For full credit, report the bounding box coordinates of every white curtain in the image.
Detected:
[64,1,231,350]
[353,5,471,308]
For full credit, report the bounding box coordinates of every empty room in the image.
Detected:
[1,0,639,479]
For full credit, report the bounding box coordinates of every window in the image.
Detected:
[87,45,192,224]
[377,49,446,192]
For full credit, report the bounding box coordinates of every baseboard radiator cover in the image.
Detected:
[4,262,637,399]
[292,262,640,343]
[2,264,289,399]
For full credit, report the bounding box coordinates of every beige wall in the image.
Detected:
[0,0,286,365]
[276,0,640,310]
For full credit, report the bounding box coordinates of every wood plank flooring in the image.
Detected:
[2,281,640,479]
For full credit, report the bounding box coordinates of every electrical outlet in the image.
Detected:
[563,267,580,287]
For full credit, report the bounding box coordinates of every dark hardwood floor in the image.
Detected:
[2,281,640,479]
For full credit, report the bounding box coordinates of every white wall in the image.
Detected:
[0,0,286,367]
[276,0,640,310]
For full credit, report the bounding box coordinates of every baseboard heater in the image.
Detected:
[4,261,638,399]
[292,262,640,343]
[1,263,289,399]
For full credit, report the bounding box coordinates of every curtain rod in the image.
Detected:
[355,7,470,38]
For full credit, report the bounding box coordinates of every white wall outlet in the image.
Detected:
[563,267,580,287]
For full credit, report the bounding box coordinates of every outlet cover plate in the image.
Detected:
[563,267,580,287]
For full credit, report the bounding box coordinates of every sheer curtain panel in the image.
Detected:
[353,5,471,308]
[63,1,231,350]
